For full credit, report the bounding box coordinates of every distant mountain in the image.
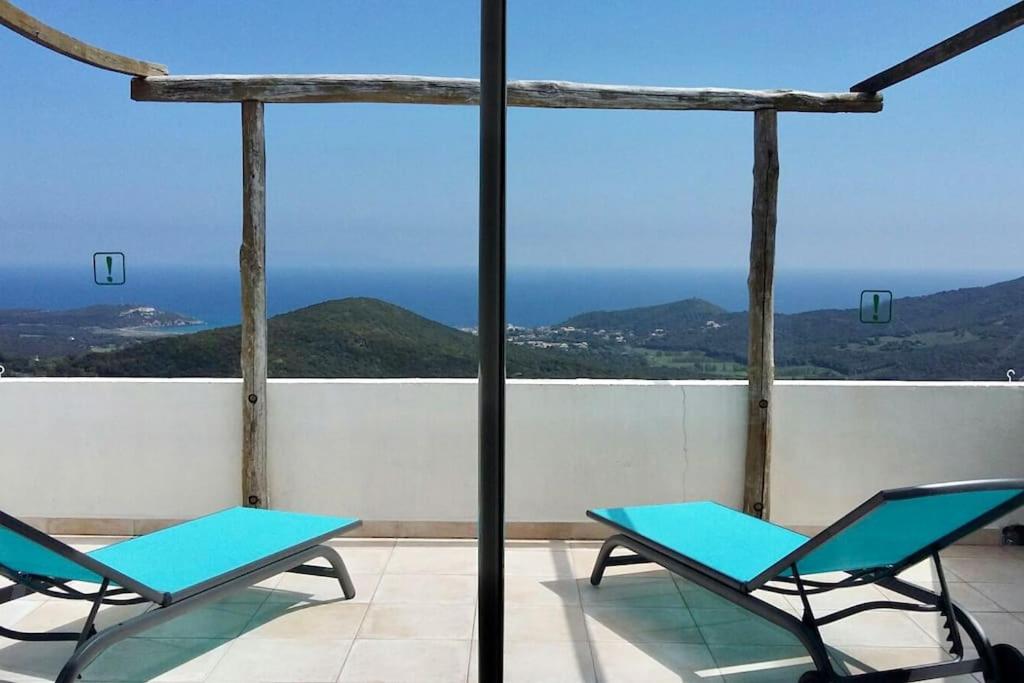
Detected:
[557,276,1024,380]
[48,298,622,379]
[8,277,1024,381]
[564,298,728,333]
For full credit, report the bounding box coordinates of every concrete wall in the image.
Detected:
[0,378,1021,531]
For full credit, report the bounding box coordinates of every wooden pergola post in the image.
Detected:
[240,100,268,509]
[743,109,778,519]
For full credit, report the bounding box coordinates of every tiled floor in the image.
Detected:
[0,538,1022,682]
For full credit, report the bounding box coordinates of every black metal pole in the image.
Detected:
[478,0,507,680]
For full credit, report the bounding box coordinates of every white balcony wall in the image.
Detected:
[0,378,1021,529]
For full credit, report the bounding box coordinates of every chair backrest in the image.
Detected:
[0,510,104,583]
[749,479,1024,588]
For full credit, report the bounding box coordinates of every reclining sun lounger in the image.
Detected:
[0,506,360,682]
[588,479,1024,682]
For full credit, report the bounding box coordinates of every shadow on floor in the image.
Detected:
[0,584,347,682]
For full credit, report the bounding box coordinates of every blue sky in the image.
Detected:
[1,1,1021,272]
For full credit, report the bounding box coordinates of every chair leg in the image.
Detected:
[287,545,356,600]
[590,534,623,585]
[55,601,168,683]
[590,534,658,585]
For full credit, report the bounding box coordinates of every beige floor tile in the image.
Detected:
[895,560,953,585]
[143,602,261,639]
[503,605,588,641]
[0,601,42,625]
[505,576,580,605]
[941,557,1023,584]
[879,581,1001,613]
[216,582,280,604]
[0,579,46,602]
[567,540,605,549]
[11,601,150,634]
[339,639,471,683]
[972,582,1024,611]
[241,601,368,640]
[207,638,351,682]
[0,637,76,681]
[975,612,1024,650]
[706,644,813,683]
[504,548,575,578]
[570,548,669,580]
[590,640,720,682]
[393,536,477,548]
[65,536,130,552]
[82,637,232,682]
[579,576,684,608]
[785,584,888,616]
[583,606,702,643]
[906,611,962,647]
[911,610,1024,655]
[373,574,476,604]
[386,545,477,574]
[941,545,1019,560]
[358,603,475,640]
[469,640,596,683]
[820,610,940,648]
[691,609,801,647]
[837,646,976,682]
[328,538,396,548]
[677,583,745,610]
[306,546,394,576]
[269,572,379,604]
[506,540,570,549]
[749,589,796,612]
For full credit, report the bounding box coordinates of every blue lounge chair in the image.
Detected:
[0,506,360,682]
[588,479,1024,682]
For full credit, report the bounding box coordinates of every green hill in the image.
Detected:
[564,298,728,333]
[51,298,621,379]
[558,276,1024,380]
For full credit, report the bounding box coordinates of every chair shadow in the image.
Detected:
[0,583,351,682]
[573,568,964,681]
[561,566,863,682]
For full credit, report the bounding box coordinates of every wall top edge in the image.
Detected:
[1,377,1021,388]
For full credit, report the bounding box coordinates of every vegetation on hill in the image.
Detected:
[558,276,1024,380]
[6,276,1024,381]
[564,298,728,333]
[48,298,625,379]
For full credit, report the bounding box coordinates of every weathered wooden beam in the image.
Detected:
[240,100,268,510]
[131,75,882,113]
[743,110,778,520]
[0,0,166,76]
[852,1,1024,92]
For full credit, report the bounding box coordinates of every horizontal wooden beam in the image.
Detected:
[851,1,1024,93]
[132,75,882,113]
[0,0,166,77]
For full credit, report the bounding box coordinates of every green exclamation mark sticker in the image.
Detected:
[860,290,892,324]
[93,252,125,285]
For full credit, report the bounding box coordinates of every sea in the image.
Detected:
[0,266,1018,332]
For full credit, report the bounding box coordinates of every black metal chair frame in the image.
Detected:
[589,480,1024,683]
[0,512,358,683]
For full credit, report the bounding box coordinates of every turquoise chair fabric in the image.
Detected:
[89,507,357,595]
[589,501,809,584]
[591,485,1023,589]
[0,527,101,583]
[793,488,1021,576]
